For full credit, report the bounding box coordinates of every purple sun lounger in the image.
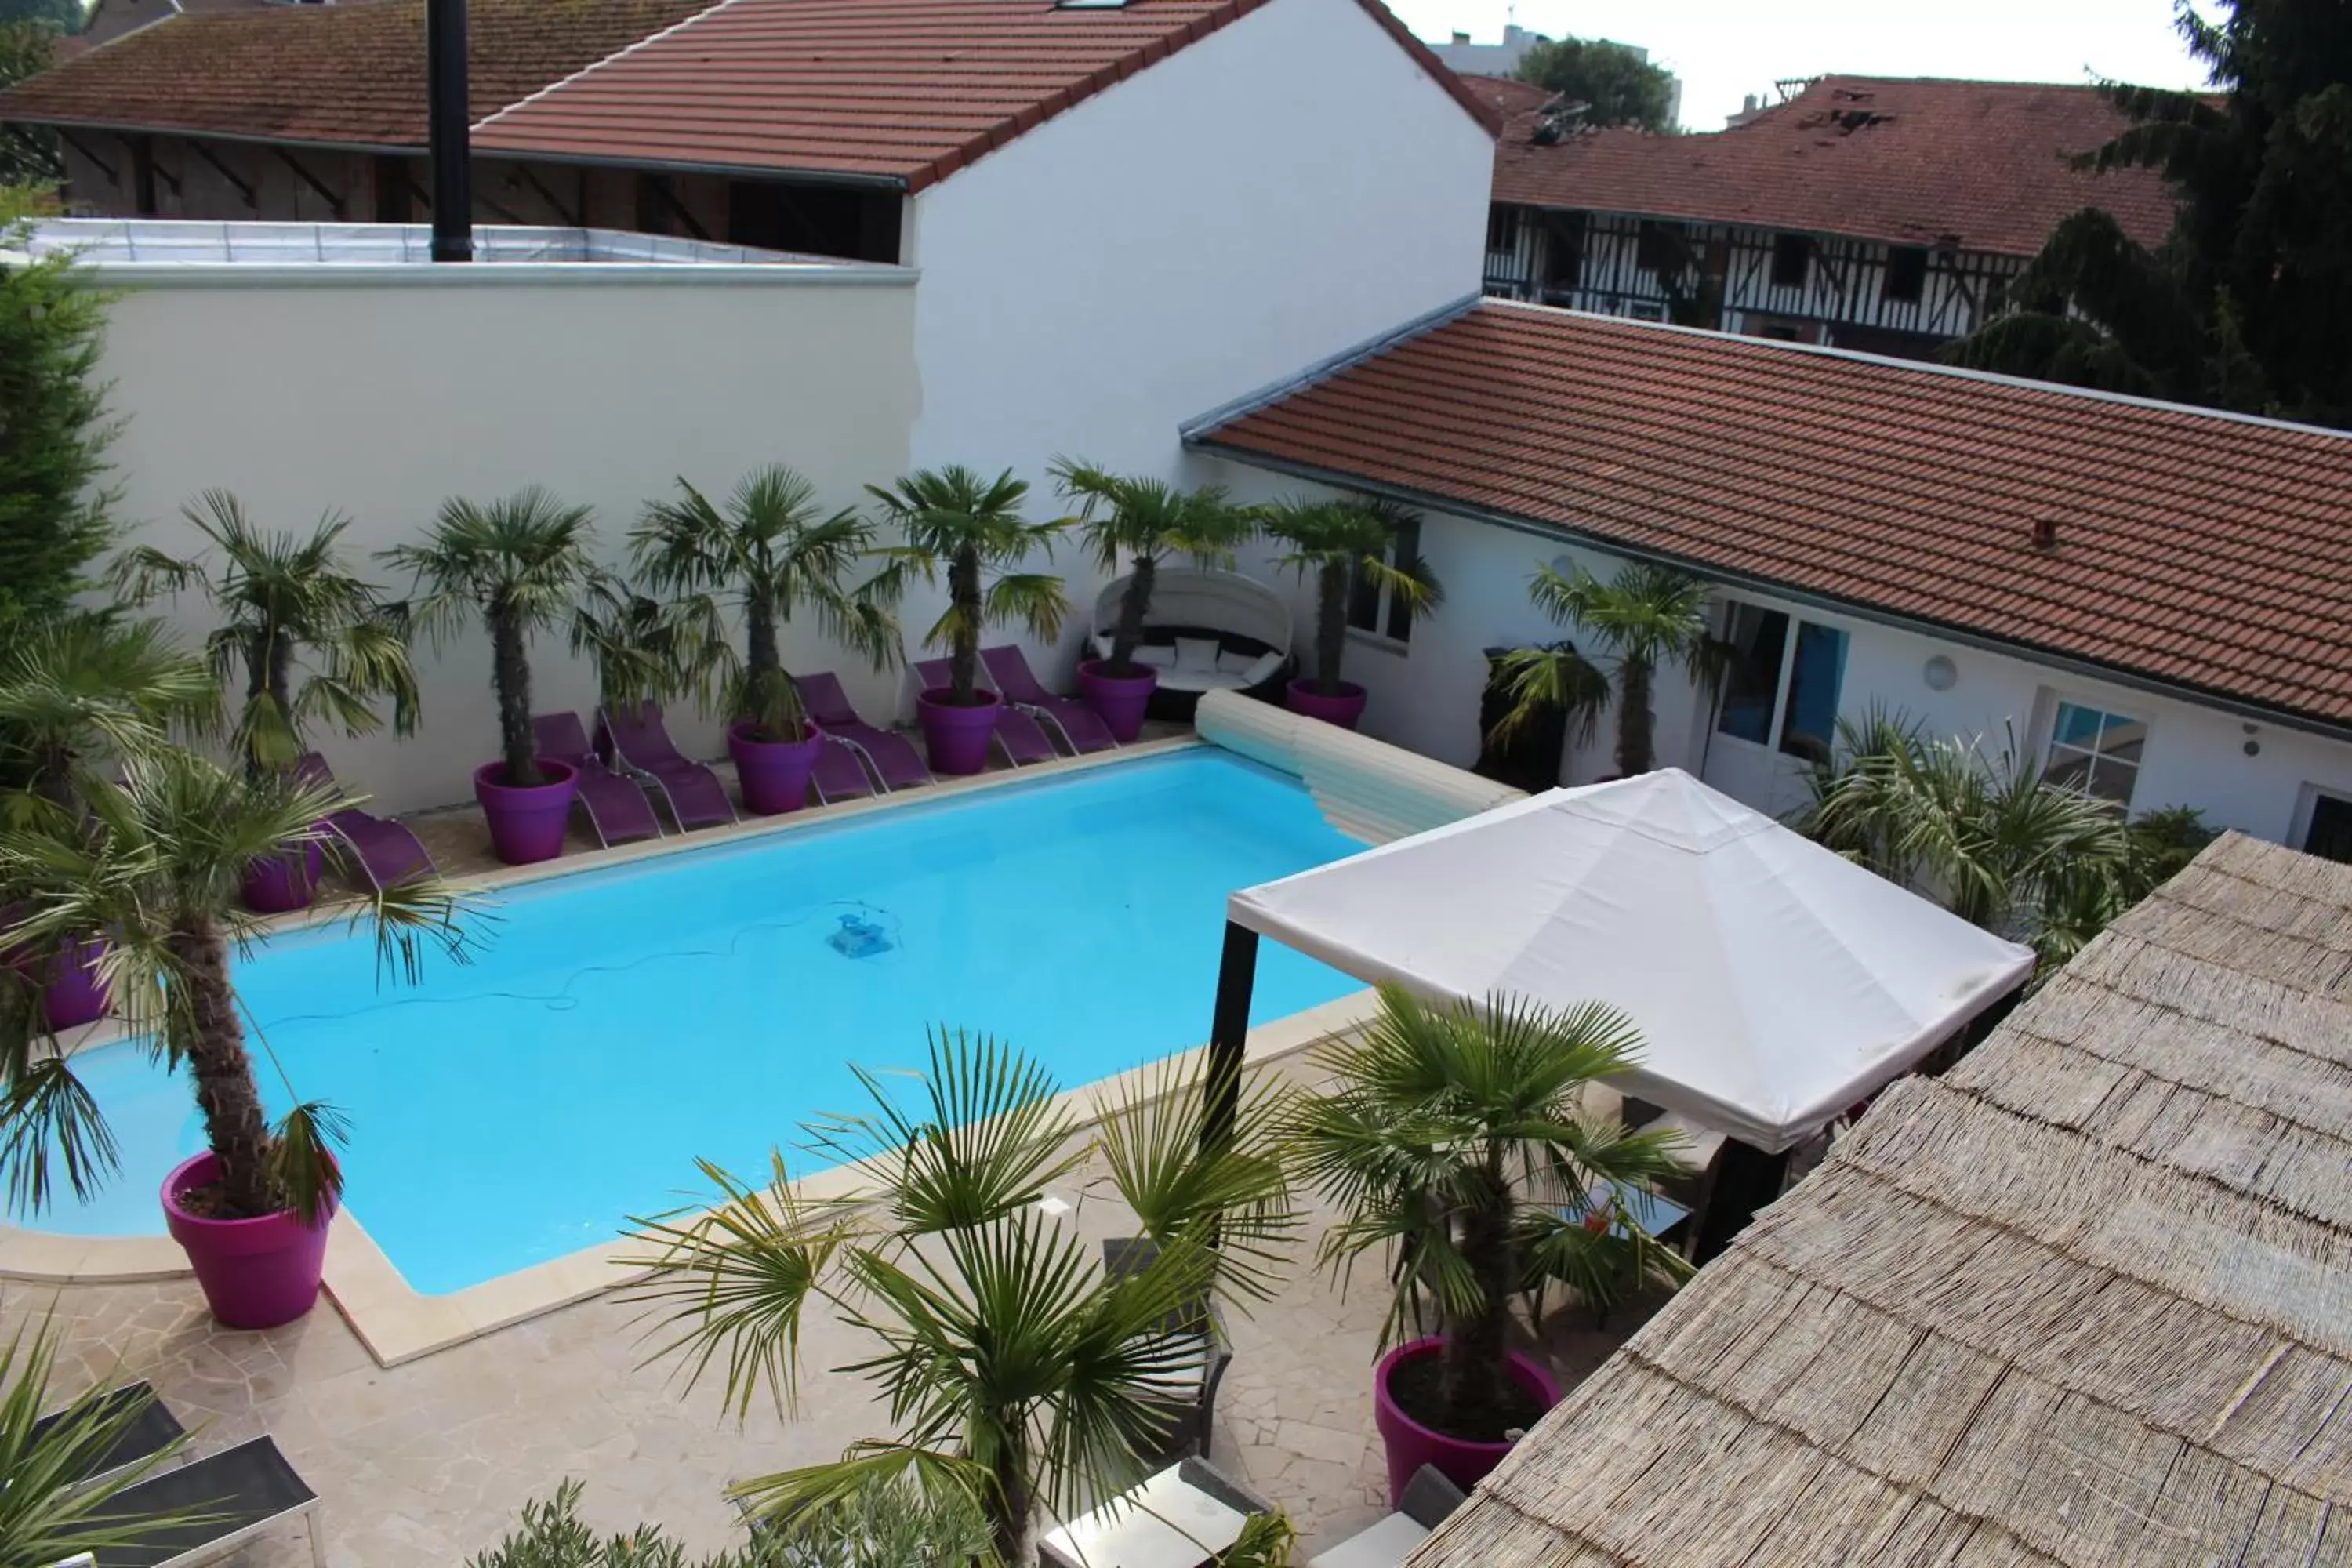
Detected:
[981,645,1119,755]
[530,712,662,848]
[293,753,435,891]
[595,702,738,831]
[794,672,934,792]
[912,658,1058,766]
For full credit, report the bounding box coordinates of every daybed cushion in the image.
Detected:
[1135,644,1177,670]
[1092,633,1114,662]
[1174,637,1222,674]
[1240,650,1284,685]
[1158,667,1250,695]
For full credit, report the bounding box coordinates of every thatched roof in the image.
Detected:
[1410,833,2352,1568]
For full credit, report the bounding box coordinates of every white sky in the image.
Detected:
[1392,0,2215,129]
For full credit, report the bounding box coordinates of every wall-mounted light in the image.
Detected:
[1922,655,1958,692]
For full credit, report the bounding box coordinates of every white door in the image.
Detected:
[1700,604,1849,818]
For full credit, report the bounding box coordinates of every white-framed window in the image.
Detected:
[1346,512,1424,646]
[1713,602,1849,763]
[2040,700,2146,807]
[2294,784,2352,864]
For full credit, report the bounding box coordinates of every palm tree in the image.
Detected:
[632,466,901,743]
[626,1033,1296,1566]
[1289,985,1686,1443]
[568,575,694,722]
[0,1321,203,1563]
[1493,562,1724,779]
[1262,498,1439,698]
[111,492,420,777]
[383,488,600,788]
[1049,459,1260,677]
[866,466,1067,708]
[0,747,470,1221]
[0,614,217,808]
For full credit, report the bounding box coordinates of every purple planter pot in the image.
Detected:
[1286,677,1369,731]
[473,759,579,866]
[1075,659,1158,743]
[16,935,111,1031]
[916,689,1002,776]
[161,1150,336,1330]
[1371,1338,1561,1505]
[729,720,824,815]
[241,839,325,914]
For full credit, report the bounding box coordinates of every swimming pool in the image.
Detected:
[45,750,1365,1294]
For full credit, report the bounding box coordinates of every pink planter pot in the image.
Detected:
[161,1151,336,1330]
[729,721,824,815]
[1076,659,1157,743]
[1371,1338,1561,1504]
[473,759,578,865]
[241,839,325,914]
[1286,677,1368,731]
[916,689,1001,776]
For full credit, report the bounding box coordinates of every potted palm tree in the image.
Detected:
[633,466,901,815]
[1051,458,1262,742]
[1491,562,1725,779]
[112,491,421,913]
[1265,497,1439,730]
[628,1035,1297,1566]
[0,615,218,1029]
[866,466,1068,775]
[0,747,469,1327]
[384,488,600,864]
[1290,984,1687,1499]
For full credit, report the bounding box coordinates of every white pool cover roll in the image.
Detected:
[1227,768,2036,1152]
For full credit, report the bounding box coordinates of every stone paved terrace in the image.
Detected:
[5,1119,1662,1566]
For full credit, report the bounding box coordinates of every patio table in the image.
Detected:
[1038,1461,1250,1568]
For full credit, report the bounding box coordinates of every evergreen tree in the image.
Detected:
[1514,37,1676,132]
[0,209,117,637]
[0,0,79,34]
[1,21,64,187]
[1948,0,2352,426]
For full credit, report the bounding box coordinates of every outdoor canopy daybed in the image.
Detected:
[1090,568,1292,717]
[1204,768,2037,1254]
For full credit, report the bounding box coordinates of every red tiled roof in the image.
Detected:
[473,0,1501,190]
[0,0,713,148]
[1189,303,2352,732]
[1458,71,1552,119]
[1494,74,2179,256]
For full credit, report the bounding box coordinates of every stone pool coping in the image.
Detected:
[0,734,1382,1365]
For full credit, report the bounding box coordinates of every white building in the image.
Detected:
[24,0,1496,813]
[1186,301,2352,861]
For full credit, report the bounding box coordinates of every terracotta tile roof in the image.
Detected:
[0,0,713,148]
[1188,302,2352,733]
[472,0,1501,190]
[1494,74,2180,256]
[1457,70,1552,119]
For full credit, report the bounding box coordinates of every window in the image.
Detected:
[2040,702,2145,806]
[1715,604,1848,760]
[2304,793,2352,864]
[1346,513,1424,644]
[1486,205,1522,253]
[1770,233,1811,290]
[1635,220,1684,276]
[1541,212,1586,291]
[1882,245,1929,303]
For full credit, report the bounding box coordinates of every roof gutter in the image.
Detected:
[0,118,412,156]
[1184,433,2352,749]
[467,147,909,191]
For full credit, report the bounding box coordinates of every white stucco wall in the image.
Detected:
[1194,459,2352,849]
[901,0,1494,696]
[89,264,920,813]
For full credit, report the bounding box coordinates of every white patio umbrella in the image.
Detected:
[1223,768,2035,1153]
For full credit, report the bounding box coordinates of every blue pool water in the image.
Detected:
[47,752,1365,1294]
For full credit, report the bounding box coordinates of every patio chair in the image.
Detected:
[1039,1457,1276,1568]
[1104,1236,1232,1465]
[81,1434,323,1567]
[911,658,1058,766]
[595,702,737,832]
[529,712,662,848]
[292,754,435,892]
[1304,1465,1466,1568]
[31,1381,184,1491]
[793,672,933,793]
[980,645,1119,754]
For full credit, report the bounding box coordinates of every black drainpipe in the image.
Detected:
[426,0,472,261]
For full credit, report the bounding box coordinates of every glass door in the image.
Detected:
[1701,604,1849,815]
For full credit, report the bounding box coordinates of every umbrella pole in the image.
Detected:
[1690,1139,1791,1265]
[1201,921,1259,1154]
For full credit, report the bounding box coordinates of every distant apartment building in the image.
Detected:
[1477,74,2179,358]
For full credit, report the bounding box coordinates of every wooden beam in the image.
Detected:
[271,147,347,219]
[54,129,116,185]
[644,173,709,241]
[183,139,257,209]
[510,162,580,227]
